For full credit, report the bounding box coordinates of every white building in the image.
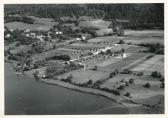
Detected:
[76,38,82,41]
[5,34,11,38]
[81,36,86,40]
[56,31,63,35]
[23,29,30,33]
[25,33,30,37]
[30,33,36,38]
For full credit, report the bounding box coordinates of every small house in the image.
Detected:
[30,33,36,38]
[24,29,30,33]
[25,33,30,37]
[5,34,11,38]
[56,31,63,35]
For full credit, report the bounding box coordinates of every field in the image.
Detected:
[5,16,58,31]
[79,19,112,36]
[99,53,149,71]
[88,36,124,44]
[56,69,110,84]
[124,30,164,37]
[131,55,164,75]
[100,73,164,108]
[124,30,164,45]
[79,19,111,29]
[88,30,164,45]
[31,48,73,63]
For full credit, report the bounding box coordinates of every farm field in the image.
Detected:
[31,48,72,62]
[124,36,164,45]
[79,19,111,29]
[88,36,124,43]
[131,55,164,75]
[101,53,149,71]
[124,30,164,37]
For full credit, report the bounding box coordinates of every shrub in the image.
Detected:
[143,82,151,88]
[87,80,93,85]
[109,72,116,78]
[151,71,162,78]
[160,77,164,82]
[125,82,129,86]
[160,82,164,88]
[91,65,98,70]
[125,92,130,97]
[129,78,134,84]
[118,40,124,44]
[136,72,143,76]
[121,69,132,74]
[117,85,125,90]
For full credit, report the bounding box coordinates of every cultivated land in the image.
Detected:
[5,13,164,114]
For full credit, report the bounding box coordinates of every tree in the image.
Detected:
[129,78,134,84]
[143,82,151,88]
[118,40,125,44]
[160,82,164,88]
[53,44,56,49]
[33,70,39,79]
[121,48,125,53]
[125,92,130,97]
[87,80,93,85]
[92,65,98,70]
[151,71,162,78]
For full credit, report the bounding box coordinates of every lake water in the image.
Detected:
[5,62,128,115]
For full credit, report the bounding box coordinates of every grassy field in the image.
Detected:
[5,16,58,31]
[88,36,124,43]
[124,30,164,45]
[101,53,149,71]
[10,44,32,54]
[124,30,164,37]
[79,19,111,29]
[56,69,110,84]
[31,48,72,62]
[131,55,164,75]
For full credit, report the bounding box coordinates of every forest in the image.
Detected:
[4,4,164,29]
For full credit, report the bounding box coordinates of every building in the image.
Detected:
[5,34,11,38]
[30,33,36,38]
[56,31,63,35]
[24,29,30,33]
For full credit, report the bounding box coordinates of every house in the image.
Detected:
[5,34,11,38]
[47,32,52,39]
[56,31,63,35]
[30,33,36,38]
[36,34,46,43]
[25,33,30,37]
[81,36,86,40]
[24,29,30,33]
[76,38,82,41]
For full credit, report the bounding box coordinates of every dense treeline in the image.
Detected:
[5,15,35,24]
[4,4,164,28]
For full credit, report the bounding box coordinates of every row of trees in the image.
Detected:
[138,43,164,54]
[5,15,35,24]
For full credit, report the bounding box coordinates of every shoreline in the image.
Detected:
[40,79,124,104]
[40,78,164,114]
[5,61,164,114]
